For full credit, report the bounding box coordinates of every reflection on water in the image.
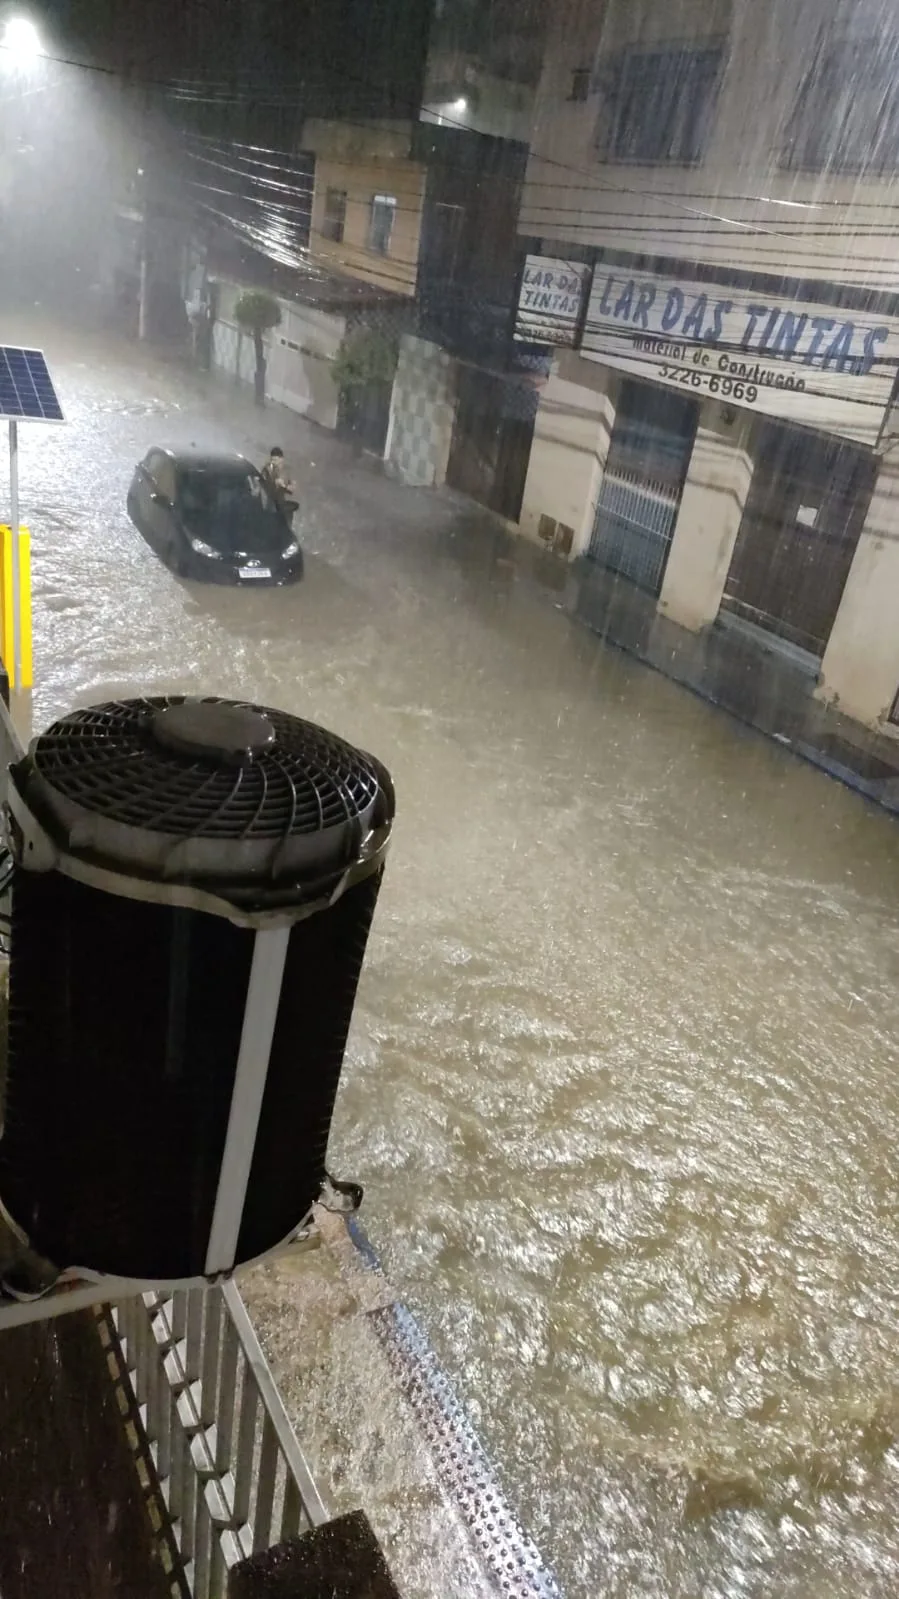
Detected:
[25,324,899,1597]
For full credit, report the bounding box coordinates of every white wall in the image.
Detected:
[210,281,344,429]
[818,456,899,728]
[306,151,425,298]
[522,0,899,292]
[519,351,618,554]
[388,336,456,487]
[266,304,344,431]
[212,321,256,387]
[658,405,754,631]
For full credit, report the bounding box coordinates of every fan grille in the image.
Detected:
[29,697,381,842]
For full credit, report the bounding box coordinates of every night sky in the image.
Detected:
[43,0,432,117]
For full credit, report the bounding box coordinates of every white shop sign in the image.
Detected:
[581,267,899,446]
[515,255,590,345]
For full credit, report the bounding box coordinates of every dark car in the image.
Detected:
[127,448,304,585]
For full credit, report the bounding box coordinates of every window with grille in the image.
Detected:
[599,44,724,165]
[321,188,347,243]
[368,194,396,255]
[781,38,899,172]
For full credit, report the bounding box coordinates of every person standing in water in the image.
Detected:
[260,446,297,517]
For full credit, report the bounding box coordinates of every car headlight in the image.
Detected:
[283,540,299,557]
[189,536,220,558]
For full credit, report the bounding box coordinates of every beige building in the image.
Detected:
[301,119,426,298]
[513,0,899,743]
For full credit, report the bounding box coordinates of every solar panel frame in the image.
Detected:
[0,347,64,424]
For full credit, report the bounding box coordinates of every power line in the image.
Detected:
[190,134,899,246]
[163,135,899,329]
[22,30,899,310]
[184,144,899,312]
[197,208,424,292]
[183,129,899,251]
[318,54,899,231]
[21,31,899,233]
[181,77,899,274]
[184,137,899,278]
[183,157,427,290]
[189,178,427,293]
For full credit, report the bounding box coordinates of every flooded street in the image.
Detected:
[21,322,899,1596]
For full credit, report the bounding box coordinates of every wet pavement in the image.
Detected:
[12,315,899,1598]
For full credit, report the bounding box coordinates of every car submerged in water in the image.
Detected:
[126,448,304,585]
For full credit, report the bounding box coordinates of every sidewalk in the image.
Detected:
[564,556,899,815]
[240,1217,534,1599]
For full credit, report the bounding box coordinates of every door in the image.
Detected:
[589,380,698,595]
[447,368,537,521]
[337,380,393,455]
[266,306,317,417]
[138,451,177,552]
[722,422,875,658]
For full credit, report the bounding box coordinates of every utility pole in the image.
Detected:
[138,227,149,342]
[137,81,155,344]
[8,421,21,690]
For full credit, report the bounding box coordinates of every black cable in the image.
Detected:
[29,26,899,313]
[16,35,897,321]
[182,134,899,311]
[181,130,899,263]
[22,33,899,234]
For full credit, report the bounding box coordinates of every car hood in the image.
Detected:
[184,513,292,562]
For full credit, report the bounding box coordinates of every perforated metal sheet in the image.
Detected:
[367,1300,563,1599]
[29,696,381,839]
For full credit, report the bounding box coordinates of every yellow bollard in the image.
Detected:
[0,524,32,691]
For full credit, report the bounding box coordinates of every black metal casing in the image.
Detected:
[0,696,394,1284]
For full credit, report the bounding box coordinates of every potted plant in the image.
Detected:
[332,328,398,454]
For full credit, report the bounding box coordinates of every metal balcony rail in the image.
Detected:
[101,1279,328,1598]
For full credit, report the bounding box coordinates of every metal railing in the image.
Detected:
[102,1280,328,1598]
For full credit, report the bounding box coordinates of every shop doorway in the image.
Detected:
[721,421,875,658]
[447,367,537,522]
[589,379,698,595]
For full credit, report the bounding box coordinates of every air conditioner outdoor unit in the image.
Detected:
[0,696,394,1289]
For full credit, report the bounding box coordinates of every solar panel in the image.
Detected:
[0,347,64,423]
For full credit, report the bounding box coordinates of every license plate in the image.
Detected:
[239,566,271,580]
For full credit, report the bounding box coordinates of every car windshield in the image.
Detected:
[175,466,287,552]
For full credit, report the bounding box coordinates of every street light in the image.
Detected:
[1,16,42,61]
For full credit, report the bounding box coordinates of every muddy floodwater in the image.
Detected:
[20,321,899,1596]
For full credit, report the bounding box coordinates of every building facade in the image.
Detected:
[302,119,427,299]
[421,0,545,143]
[514,0,899,744]
[413,123,545,517]
[286,7,552,502]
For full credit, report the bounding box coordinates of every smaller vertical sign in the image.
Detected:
[515,255,589,346]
